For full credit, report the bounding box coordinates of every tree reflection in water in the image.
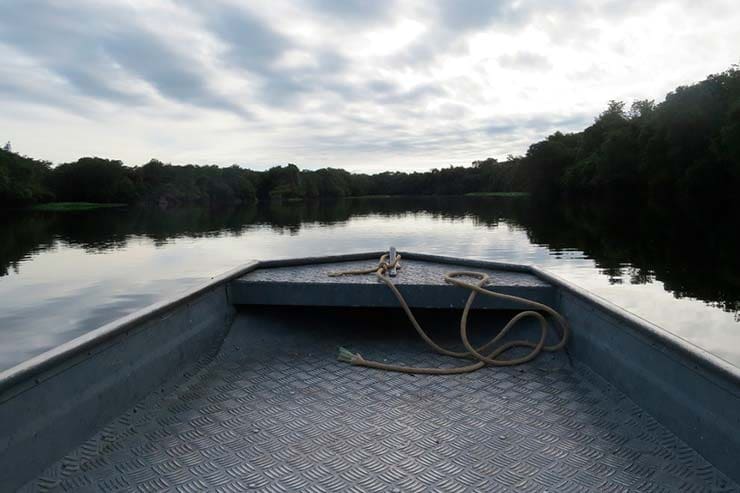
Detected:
[2,197,738,316]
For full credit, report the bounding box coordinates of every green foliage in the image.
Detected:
[51,157,135,203]
[263,164,303,201]
[0,149,53,205]
[524,132,581,196]
[528,65,740,200]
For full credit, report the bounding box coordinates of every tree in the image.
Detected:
[0,148,52,204]
[523,131,580,197]
[629,100,655,120]
[50,157,135,203]
[3,141,10,153]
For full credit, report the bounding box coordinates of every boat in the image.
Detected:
[1,250,738,492]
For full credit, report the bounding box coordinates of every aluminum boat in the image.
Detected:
[1,251,738,492]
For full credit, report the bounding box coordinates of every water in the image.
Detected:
[1,196,739,371]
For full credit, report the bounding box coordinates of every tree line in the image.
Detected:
[0,152,523,207]
[1,65,738,208]
[518,65,740,200]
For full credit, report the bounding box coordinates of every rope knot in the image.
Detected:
[327,253,401,278]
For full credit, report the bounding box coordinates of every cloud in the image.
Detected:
[189,2,291,72]
[0,0,739,171]
[0,0,247,116]
[307,0,397,22]
[184,2,358,107]
[435,0,526,32]
[498,51,552,71]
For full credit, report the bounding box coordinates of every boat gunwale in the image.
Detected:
[1,250,738,398]
[533,265,740,391]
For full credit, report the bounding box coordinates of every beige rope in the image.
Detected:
[329,254,569,374]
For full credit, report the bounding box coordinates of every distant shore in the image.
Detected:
[14,192,529,212]
[17,194,529,212]
[347,192,530,199]
[28,202,127,211]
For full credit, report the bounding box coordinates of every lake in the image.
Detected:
[1,196,739,371]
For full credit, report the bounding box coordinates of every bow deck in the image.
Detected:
[229,257,556,309]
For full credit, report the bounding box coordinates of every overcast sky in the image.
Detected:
[1,1,739,172]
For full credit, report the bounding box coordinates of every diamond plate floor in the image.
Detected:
[25,307,739,492]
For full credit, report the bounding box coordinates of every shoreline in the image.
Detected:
[6,193,530,212]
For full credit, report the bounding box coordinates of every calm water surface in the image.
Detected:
[1,196,739,371]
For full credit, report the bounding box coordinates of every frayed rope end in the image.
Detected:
[337,347,358,364]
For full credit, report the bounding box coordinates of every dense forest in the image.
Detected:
[1,65,738,208]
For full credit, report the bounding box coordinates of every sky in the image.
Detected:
[1,0,739,172]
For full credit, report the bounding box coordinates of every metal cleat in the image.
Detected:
[388,246,398,277]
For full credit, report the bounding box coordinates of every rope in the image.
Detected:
[329,254,569,375]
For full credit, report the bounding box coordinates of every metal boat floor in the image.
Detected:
[27,308,737,492]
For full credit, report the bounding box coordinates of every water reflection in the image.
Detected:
[1,196,739,370]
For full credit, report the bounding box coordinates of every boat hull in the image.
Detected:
[0,252,738,491]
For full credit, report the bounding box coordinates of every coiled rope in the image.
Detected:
[329,253,569,374]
